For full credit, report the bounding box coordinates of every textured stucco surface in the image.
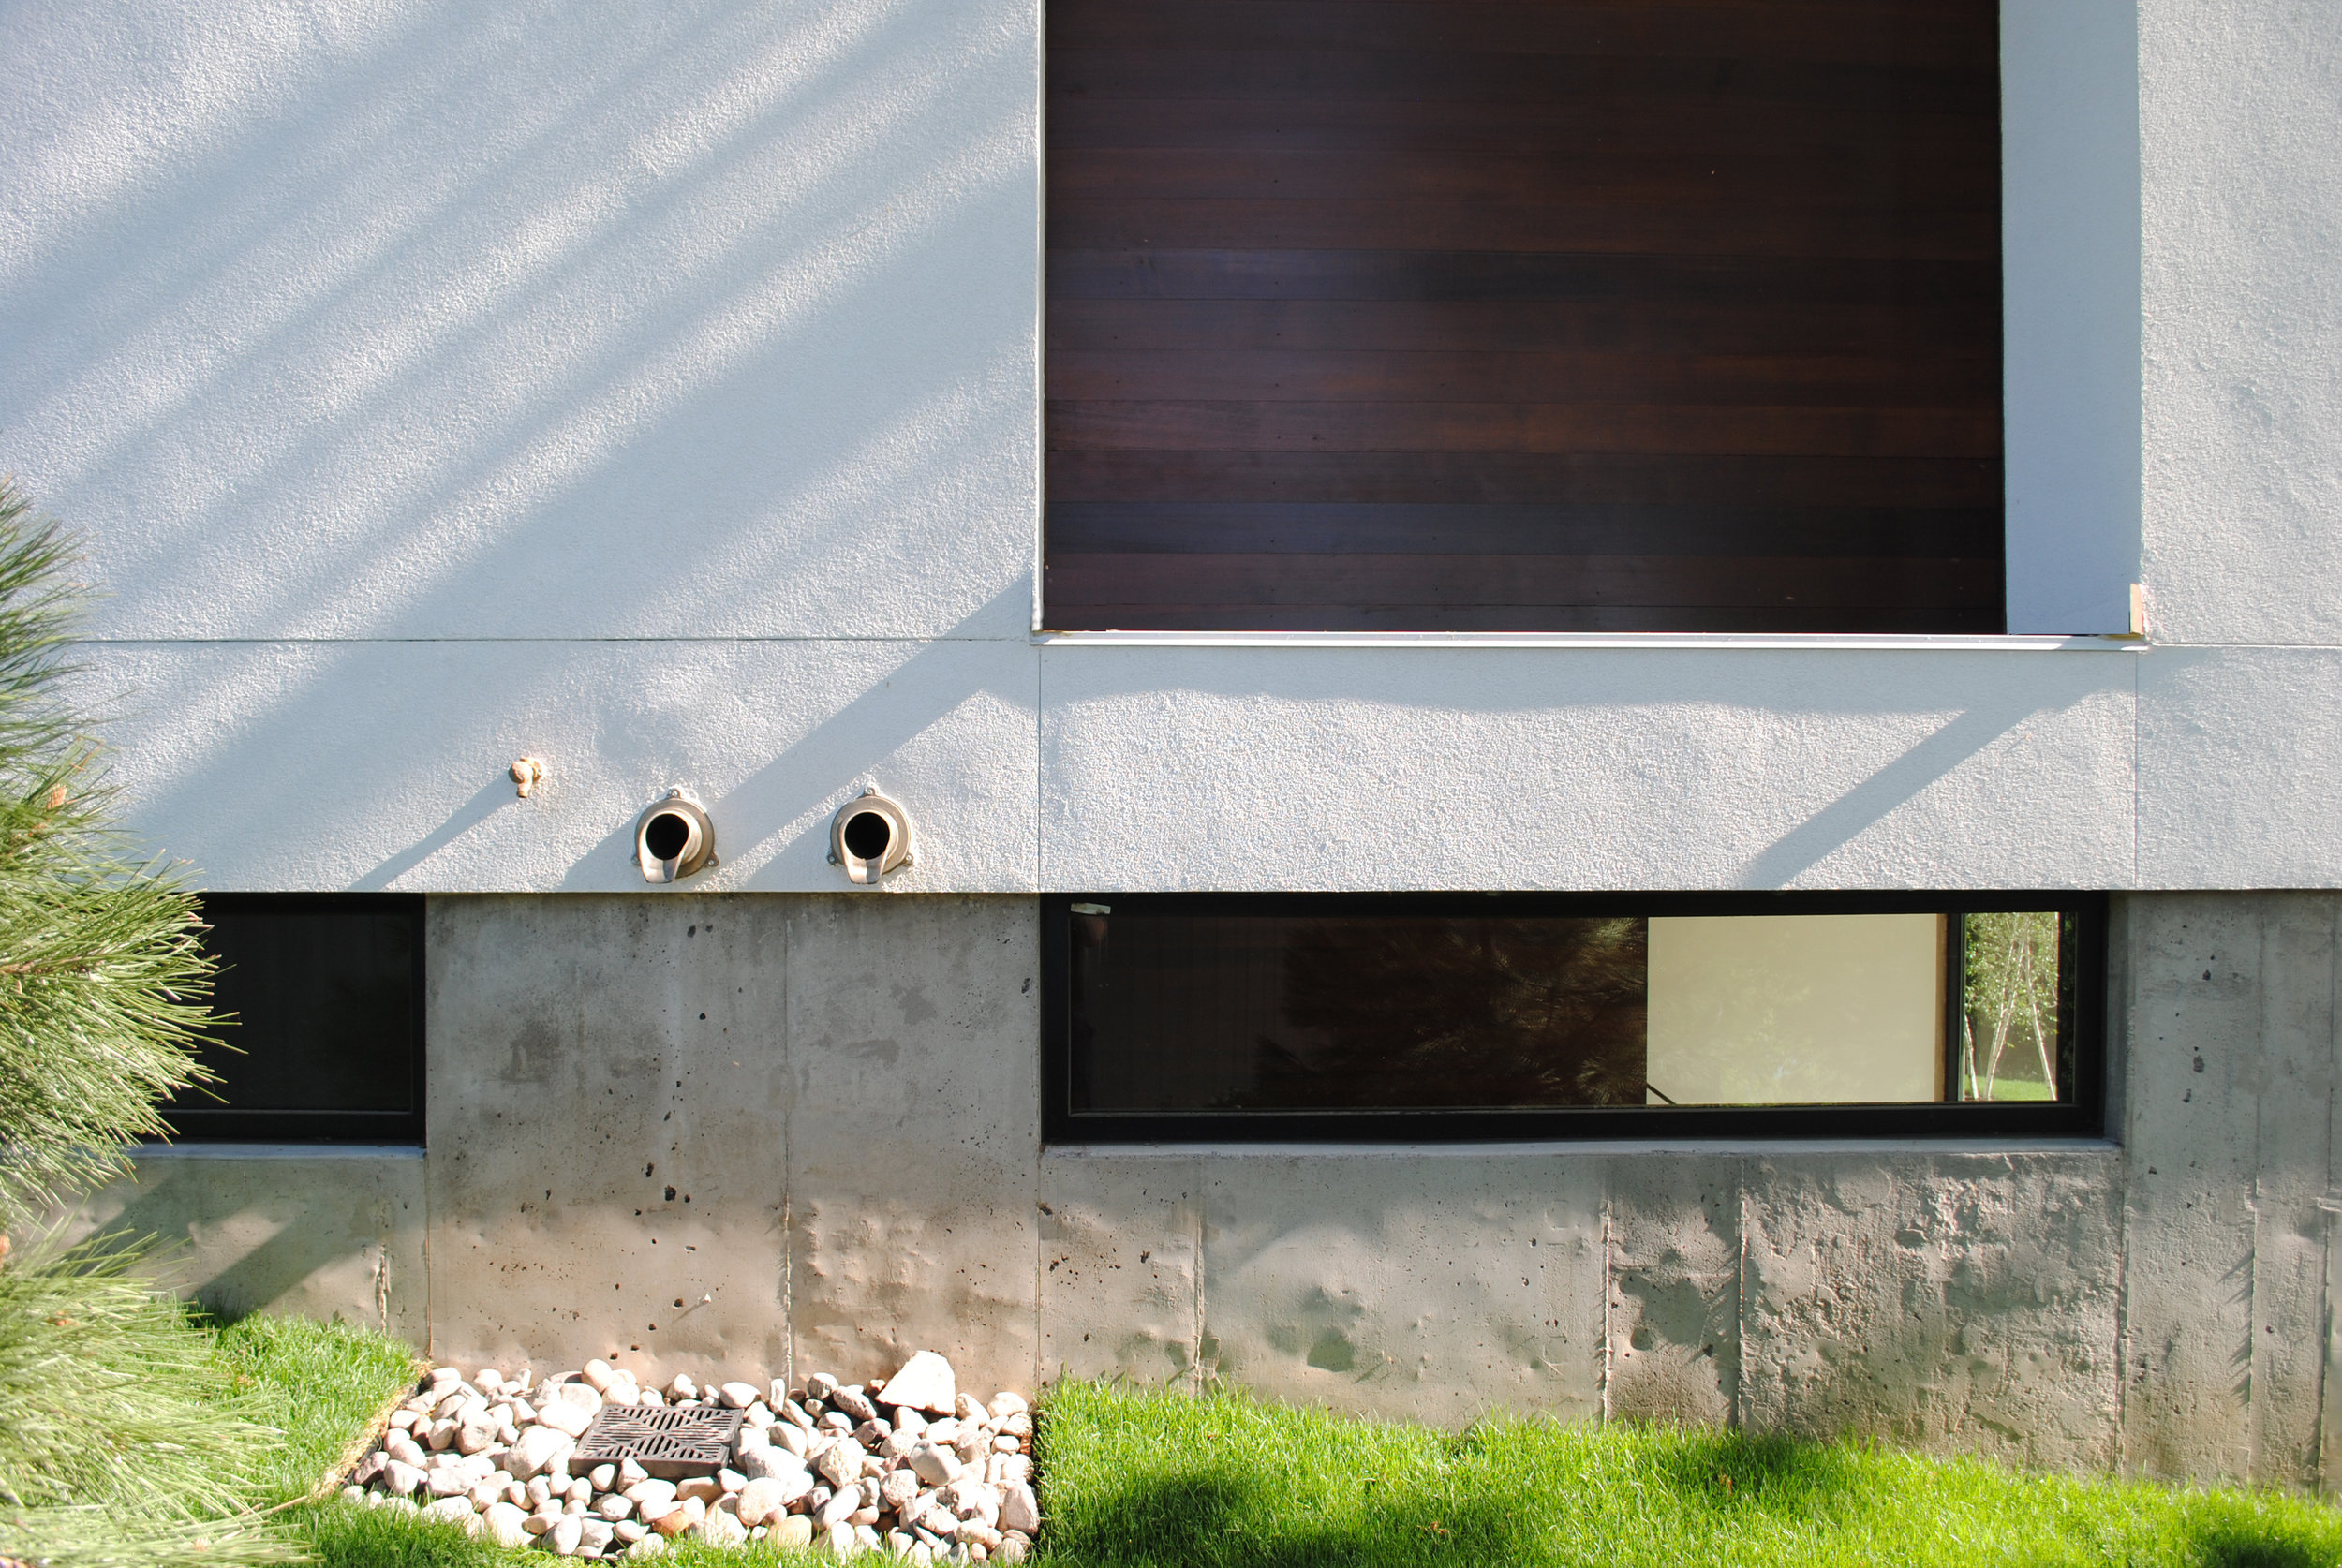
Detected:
[4,0,2335,895]
[77,891,2342,1490]
[72,638,1039,894]
[2139,0,2342,647]
[0,0,1039,644]
[1039,645,2140,892]
[2136,648,2342,889]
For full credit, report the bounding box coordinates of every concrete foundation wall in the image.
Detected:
[81,889,2342,1489]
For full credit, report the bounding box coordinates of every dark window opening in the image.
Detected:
[1043,0,2005,632]
[1045,893,2103,1142]
[156,894,425,1145]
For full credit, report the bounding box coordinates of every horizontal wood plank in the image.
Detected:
[1046,502,2003,558]
[1046,298,2000,355]
[1049,149,1996,208]
[1050,49,1994,112]
[1048,400,2001,458]
[1046,249,2000,304]
[1047,199,1996,259]
[1046,551,1998,609]
[1040,602,2005,633]
[1045,451,2004,508]
[1047,348,1998,405]
[1047,95,1994,155]
[1047,2,1995,67]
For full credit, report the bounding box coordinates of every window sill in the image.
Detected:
[1031,630,2143,652]
[1042,1137,2121,1159]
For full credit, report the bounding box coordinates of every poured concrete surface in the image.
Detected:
[60,1147,426,1342]
[74,890,2342,1491]
[424,895,795,1384]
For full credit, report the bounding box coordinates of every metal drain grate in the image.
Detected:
[571,1405,744,1479]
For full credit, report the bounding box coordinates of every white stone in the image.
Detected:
[881,1469,923,1514]
[987,1394,1027,1420]
[535,1398,594,1439]
[773,1516,816,1550]
[507,1425,576,1480]
[667,1373,699,1401]
[818,1484,865,1531]
[719,1381,761,1410]
[823,1521,858,1559]
[582,1359,615,1392]
[581,1518,617,1555]
[697,1510,749,1547]
[456,1413,497,1455]
[596,1492,633,1520]
[815,1438,868,1489]
[736,1475,800,1527]
[998,1485,1038,1536]
[557,1383,604,1417]
[614,1520,648,1545]
[882,1354,957,1416]
[772,1422,813,1458]
[422,1495,474,1524]
[909,1444,961,1487]
[549,1514,584,1556]
[485,1501,531,1547]
[624,1478,679,1511]
[739,1444,812,1486]
[586,1463,617,1492]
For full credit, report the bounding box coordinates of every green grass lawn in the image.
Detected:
[215,1316,2342,1567]
[1040,1382,2342,1568]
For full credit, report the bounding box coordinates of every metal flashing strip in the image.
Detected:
[1032,630,2142,652]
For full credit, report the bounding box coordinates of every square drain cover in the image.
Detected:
[571,1405,744,1479]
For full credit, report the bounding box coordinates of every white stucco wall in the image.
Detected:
[1,0,2335,895]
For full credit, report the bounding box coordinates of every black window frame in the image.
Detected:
[155,892,427,1146]
[1043,890,2107,1144]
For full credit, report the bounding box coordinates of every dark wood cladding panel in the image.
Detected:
[1043,0,2004,633]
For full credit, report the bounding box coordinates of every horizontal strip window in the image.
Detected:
[155,894,425,1146]
[1043,892,2103,1143]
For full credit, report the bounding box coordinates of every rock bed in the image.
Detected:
[341,1350,1038,1561]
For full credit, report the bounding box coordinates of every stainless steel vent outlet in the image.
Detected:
[828,786,914,885]
[635,788,718,883]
